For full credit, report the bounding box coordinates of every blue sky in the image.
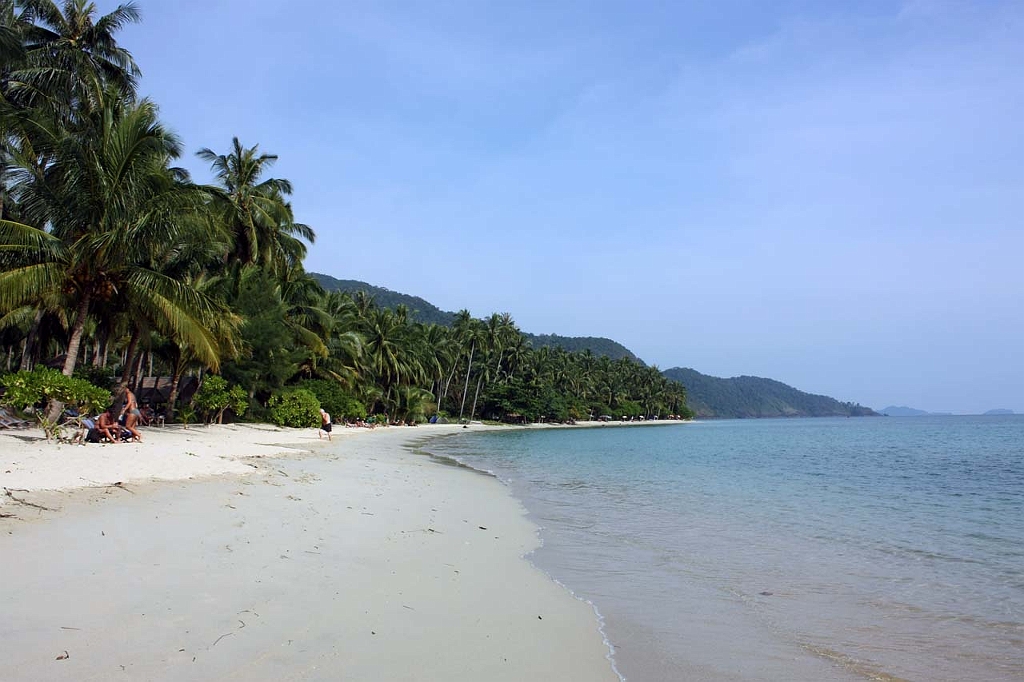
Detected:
[113,0,1022,413]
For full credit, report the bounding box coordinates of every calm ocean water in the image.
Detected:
[426,416,1024,681]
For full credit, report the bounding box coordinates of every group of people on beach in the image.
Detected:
[70,387,153,445]
[315,410,423,440]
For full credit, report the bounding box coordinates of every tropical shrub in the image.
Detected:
[177,405,196,429]
[1,367,111,438]
[193,375,249,424]
[267,388,320,427]
[394,385,434,424]
[297,379,366,421]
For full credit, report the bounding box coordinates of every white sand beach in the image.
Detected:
[0,422,621,681]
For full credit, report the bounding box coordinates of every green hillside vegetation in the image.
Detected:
[0,3,691,427]
[311,274,456,327]
[527,334,638,362]
[663,368,877,419]
[312,273,639,361]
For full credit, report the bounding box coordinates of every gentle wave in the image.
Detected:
[427,416,1024,681]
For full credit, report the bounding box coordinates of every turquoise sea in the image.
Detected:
[426,416,1024,681]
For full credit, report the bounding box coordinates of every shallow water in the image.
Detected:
[428,416,1024,681]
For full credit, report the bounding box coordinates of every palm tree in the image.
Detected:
[197,137,314,277]
[452,310,485,421]
[315,289,365,386]
[3,0,140,127]
[0,97,224,409]
[359,305,422,411]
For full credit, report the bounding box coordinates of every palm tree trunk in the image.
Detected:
[92,328,108,366]
[131,349,145,393]
[118,328,141,391]
[470,374,483,421]
[441,362,458,409]
[165,362,183,422]
[492,349,503,383]
[19,308,44,372]
[48,293,92,421]
[62,293,92,377]
[458,342,475,421]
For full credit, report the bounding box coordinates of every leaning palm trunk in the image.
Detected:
[458,343,475,421]
[118,328,142,391]
[164,370,181,422]
[441,362,458,410]
[131,350,145,394]
[469,374,483,421]
[92,329,107,367]
[47,293,92,421]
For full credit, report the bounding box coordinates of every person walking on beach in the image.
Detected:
[319,408,332,441]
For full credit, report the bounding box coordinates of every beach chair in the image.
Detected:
[0,407,32,430]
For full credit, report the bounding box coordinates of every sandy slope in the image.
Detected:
[0,423,619,681]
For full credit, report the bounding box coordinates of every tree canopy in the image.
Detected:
[0,1,693,425]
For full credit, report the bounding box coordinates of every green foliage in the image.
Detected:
[176,405,196,429]
[526,334,639,362]
[1,367,111,438]
[1,367,111,413]
[297,379,365,421]
[394,385,434,424]
[221,268,305,402]
[267,388,320,428]
[0,0,721,437]
[312,274,456,327]
[73,365,117,391]
[193,375,248,423]
[312,274,640,361]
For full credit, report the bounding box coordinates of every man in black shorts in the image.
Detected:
[319,408,332,441]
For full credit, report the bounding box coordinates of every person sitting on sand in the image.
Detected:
[96,410,121,443]
[319,408,332,441]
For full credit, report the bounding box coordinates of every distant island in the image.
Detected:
[878,407,1016,416]
[879,406,956,416]
[879,406,931,417]
[662,368,877,419]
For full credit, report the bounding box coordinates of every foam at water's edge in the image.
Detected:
[536,564,627,682]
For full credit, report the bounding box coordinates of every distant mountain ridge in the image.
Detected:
[662,367,878,419]
[310,273,639,361]
[312,273,878,416]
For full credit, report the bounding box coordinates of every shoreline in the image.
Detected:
[0,420,666,680]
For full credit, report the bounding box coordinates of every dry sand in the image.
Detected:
[0,422,621,681]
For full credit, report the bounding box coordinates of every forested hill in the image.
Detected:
[662,367,878,419]
[311,273,639,361]
[312,274,456,326]
[527,334,638,361]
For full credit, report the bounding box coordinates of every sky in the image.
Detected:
[108,0,1022,414]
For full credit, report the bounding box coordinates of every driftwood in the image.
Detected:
[3,488,57,511]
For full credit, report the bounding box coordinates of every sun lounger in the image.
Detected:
[0,408,32,430]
